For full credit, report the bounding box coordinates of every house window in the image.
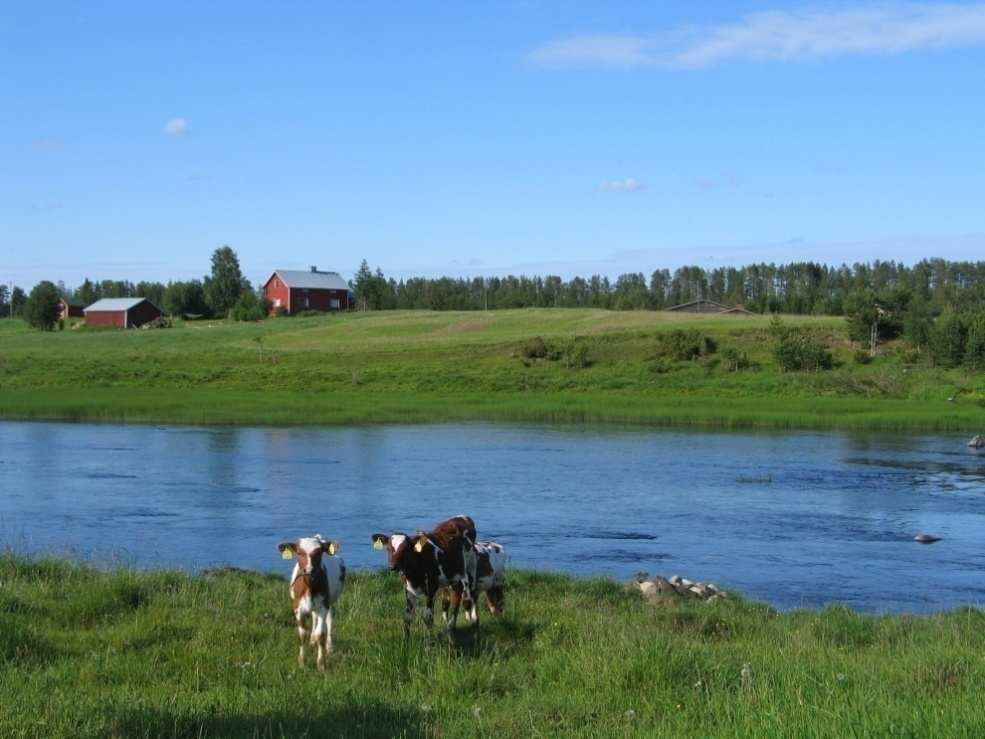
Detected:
[330,298,340,309]
[304,296,310,308]
[274,298,281,307]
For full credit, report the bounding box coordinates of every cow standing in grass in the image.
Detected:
[277,535,345,670]
[371,515,478,636]
[443,541,507,622]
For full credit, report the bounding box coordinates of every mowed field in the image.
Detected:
[1,309,982,429]
[3,554,985,738]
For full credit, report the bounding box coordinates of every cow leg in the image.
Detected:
[487,586,504,615]
[445,583,462,635]
[296,612,310,667]
[423,590,435,631]
[440,589,451,623]
[403,590,417,638]
[324,606,335,658]
[311,610,327,671]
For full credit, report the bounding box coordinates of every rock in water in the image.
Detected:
[968,435,985,449]
[914,533,941,544]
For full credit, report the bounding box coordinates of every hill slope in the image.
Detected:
[0,310,981,429]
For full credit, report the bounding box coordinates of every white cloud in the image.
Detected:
[530,3,985,69]
[163,117,188,136]
[600,177,644,192]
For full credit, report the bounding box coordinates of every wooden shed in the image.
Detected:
[84,298,162,328]
[665,298,731,313]
[263,267,350,314]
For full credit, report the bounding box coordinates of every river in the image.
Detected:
[1,421,983,612]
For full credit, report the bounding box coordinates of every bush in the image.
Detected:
[229,291,270,322]
[658,330,717,361]
[723,348,752,372]
[520,337,549,359]
[774,334,834,372]
[561,342,591,369]
[928,311,967,368]
[23,281,61,331]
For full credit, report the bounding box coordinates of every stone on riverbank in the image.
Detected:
[633,574,728,602]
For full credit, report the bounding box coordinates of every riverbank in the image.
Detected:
[2,554,983,737]
[1,309,982,431]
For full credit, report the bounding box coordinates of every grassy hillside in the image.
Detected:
[2,554,984,738]
[1,309,983,429]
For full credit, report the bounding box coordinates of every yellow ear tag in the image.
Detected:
[373,540,384,550]
[414,539,425,553]
[328,542,338,555]
[281,549,293,560]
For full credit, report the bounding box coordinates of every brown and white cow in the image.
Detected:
[371,514,478,635]
[277,534,346,670]
[442,541,507,622]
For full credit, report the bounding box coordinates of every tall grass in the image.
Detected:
[2,553,984,737]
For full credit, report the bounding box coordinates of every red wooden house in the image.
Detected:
[263,267,350,314]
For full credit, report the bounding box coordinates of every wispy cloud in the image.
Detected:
[163,117,188,136]
[601,177,644,192]
[530,3,985,69]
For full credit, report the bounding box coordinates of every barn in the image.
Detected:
[56,298,84,320]
[263,267,350,314]
[665,298,731,313]
[84,298,162,328]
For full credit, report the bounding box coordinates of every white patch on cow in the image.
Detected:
[389,534,407,553]
[298,537,322,555]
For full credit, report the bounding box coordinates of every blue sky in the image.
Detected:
[4,1,985,289]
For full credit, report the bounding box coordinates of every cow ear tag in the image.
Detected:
[373,540,384,550]
[414,538,425,553]
[328,542,339,555]
[281,549,293,560]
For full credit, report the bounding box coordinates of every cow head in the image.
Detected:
[278,535,339,576]
[371,531,434,570]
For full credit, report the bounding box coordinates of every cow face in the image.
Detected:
[279,536,338,576]
[371,532,411,570]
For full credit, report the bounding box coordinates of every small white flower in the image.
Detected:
[836,673,846,682]
[625,709,636,719]
[472,706,482,718]
[420,703,432,713]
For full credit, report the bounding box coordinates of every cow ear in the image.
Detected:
[371,533,389,550]
[277,542,297,560]
[322,540,341,556]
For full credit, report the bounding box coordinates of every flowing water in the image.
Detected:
[1,421,983,612]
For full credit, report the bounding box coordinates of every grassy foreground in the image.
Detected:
[3,554,985,738]
[1,309,983,430]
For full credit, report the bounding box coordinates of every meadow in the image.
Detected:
[2,553,983,738]
[1,309,982,430]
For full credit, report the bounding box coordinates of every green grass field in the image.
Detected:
[1,309,983,430]
[2,554,984,738]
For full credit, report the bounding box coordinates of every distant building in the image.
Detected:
[56,298,84,321]
[665,298,756,315]
[263,267,351,314]
[84,298,162,328]
[665,298,732,314]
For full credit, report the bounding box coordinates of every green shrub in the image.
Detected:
[774,334,834,372]
[723,348,752,372]
[23,281,61,331]
[658,329,717,361]
[928,311,967,368]
[520,337,549,359]
[229,291,270,322]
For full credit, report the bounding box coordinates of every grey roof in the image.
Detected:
[84,298,151,312]
[664,298,730,312]
[270,269,350,291]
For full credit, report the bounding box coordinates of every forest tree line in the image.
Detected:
[6,256,985,319]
